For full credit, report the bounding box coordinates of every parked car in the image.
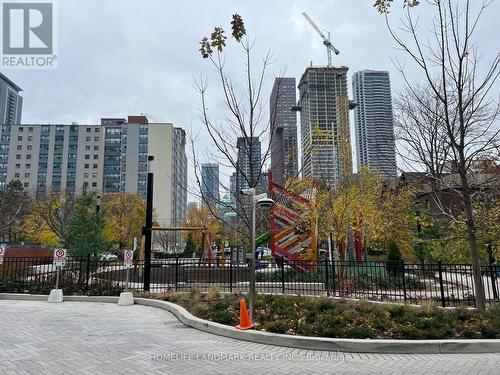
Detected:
[99,253,118,262]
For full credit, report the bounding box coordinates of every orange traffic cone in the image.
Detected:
[235,298,255,330]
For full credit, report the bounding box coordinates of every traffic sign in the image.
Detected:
[53,248,67,267]
[0,246,5,265]
[124,250,134,268]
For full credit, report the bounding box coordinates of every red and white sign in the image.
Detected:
[124,250,134,268]
[53,248,67,267]
[0,246,5,265]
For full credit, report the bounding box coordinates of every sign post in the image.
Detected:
[48,248,67,303]
[118,238,136,306]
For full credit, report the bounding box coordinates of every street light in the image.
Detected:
[143,155,154,292]
[240,187,275,322]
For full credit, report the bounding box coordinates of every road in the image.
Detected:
[0,300,498,374]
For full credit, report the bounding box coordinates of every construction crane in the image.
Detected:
[302,12,339,67]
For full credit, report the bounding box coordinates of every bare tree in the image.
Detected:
[0,180,31,242]
[193,14,290,243]
[384,0,499,308]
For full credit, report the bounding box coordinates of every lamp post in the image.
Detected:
[143,155,154,292]
[241,188,274,322]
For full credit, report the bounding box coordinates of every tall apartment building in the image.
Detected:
[270,77,298,186]
[235,137,261,194]
[352,70,397,177]
[201,163,219,205]
[298,66,353,186]
[0,116,187,230]
[0,73,23,125]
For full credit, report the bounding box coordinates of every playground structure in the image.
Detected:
[268,174,318,271]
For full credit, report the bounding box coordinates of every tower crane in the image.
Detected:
[302,12,339,67]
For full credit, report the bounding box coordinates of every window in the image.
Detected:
[41,125,50,132]
[16,154,21,159]
[25,164,31,169]
[27,145,32,151]
[17,145,22,150]
[15,173,20,178]
[84,173,89,178]
[18,127,24,132]
[56,126,64,132]
[86,136,91,141]
[17,136,22,141]
[27,136,33,141]
[28,127,34,132]
[85,145,90,150]
[26,155,31,160]
[55,136,64,142]
[25,173,30,178]
[84,164,89,169]
[94,136,99,142]
[94,145,99,150]
[86,128,91,133]
[92,182,97,187]
[92,172,97,178]
[93,155,98,160]
[93,164,98,169]
[24,182,29,188]
[85,154,90,160]
[95,128,100,133]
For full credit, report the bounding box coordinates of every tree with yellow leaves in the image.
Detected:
[316,167,414,260]
[184,203,220,256]
[22,193,75,245]
[102,193,146,249]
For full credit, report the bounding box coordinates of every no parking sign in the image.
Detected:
[0,246,5,265]
[53,248,67,267]
[124,250,134,268]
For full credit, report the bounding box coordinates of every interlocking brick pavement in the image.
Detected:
[0,300,498,374]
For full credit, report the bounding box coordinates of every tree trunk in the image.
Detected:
[461,177,486,309]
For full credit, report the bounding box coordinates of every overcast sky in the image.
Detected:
[4,0,499,199]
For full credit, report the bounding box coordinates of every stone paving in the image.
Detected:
[0,300,498,374]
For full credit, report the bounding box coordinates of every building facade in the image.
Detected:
[0,73,23,125]
[0,116,187,230]
[235,137,261,194]
[201,163,219,206]
[352,70,397,177]
[298,66,353,186]
[270,77,298,186]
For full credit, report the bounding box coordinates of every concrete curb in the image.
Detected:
[1,293,499,354]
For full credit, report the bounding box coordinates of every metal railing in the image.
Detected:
[0,256,498,306]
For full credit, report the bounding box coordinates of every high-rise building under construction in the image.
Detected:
[298,66,353,186]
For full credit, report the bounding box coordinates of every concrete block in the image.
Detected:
[48,289,63,303]
[118,292,134,306]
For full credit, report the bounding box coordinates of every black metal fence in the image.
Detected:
[0,256,498,307]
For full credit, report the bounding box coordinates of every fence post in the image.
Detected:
[175,257,179,292]
[281,258,285,295]
[331,257,336,297]
[487,244,498,300]
[437,261,446,307]
[401,259,407,302]
[229,256,233,293]
[85,253,91,292]
[324,257,330,296]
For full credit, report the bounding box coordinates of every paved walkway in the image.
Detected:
[0,300,498,375]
